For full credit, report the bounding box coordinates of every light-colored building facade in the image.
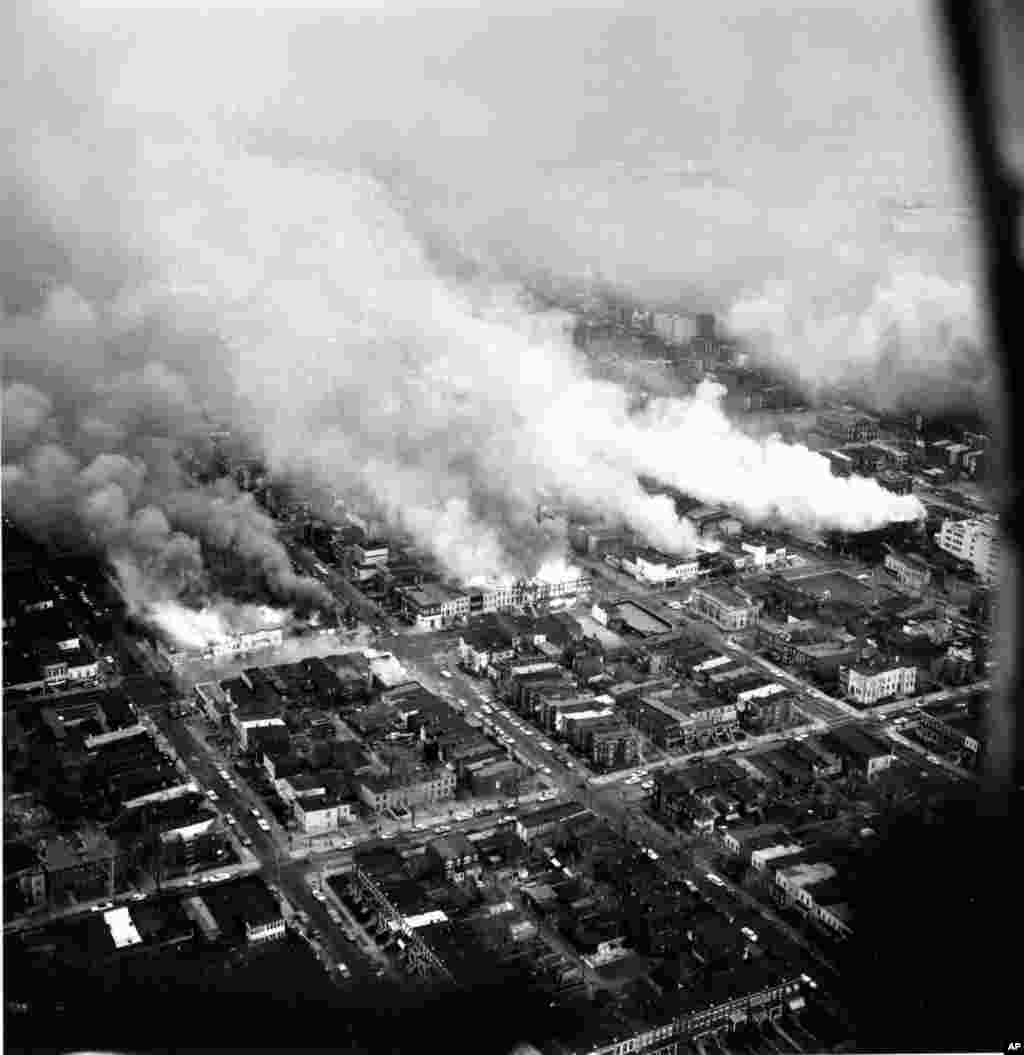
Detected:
[936,516,1000,584]
[884,551,933,591]
[690,585,759,631]
[839,662,917,706]
[620,549,699,586]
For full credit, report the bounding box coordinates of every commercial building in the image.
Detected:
[839,659,917,706]
[915,706,982,759]
[738,538,787,570]
[816,411,879,444]
[606,600,674,637]
[352,540,389,566]
[356,765,457,813]
[619,548,699,586]
[200,875,286,945]
[278,771,358,833]
[159,625,285,669]
[936,516,1001,584]
[821,726,894,779]
[690,584,760,631]
[225,684,286,751]
[773,860,852,940]
[399,583,470,630]
[568,524,629,559]
[515,801,592,843]
[399,570,591,630]
[457,621,516,675]
[884,550,933,590]
[683,506,743,539]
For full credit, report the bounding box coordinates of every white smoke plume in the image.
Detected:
[3,2,950,612]
[727,258,991,415]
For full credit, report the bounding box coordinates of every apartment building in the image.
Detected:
[936,516,1000,584]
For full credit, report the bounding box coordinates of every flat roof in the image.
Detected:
[694,583,753,609]
[612,601,673,636]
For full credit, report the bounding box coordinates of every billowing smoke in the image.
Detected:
[0,369,333,646]
[143,599,289,653]
[727,257,992,416]
[3,2,952,620]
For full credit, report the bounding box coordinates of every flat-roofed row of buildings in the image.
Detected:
[397,569,593,631]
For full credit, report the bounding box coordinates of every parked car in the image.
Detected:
[250,806,261,818]
[257,818,271,832]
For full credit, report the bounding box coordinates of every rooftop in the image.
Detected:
[693,583,754,609]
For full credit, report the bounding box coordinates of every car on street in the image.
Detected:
[240,834,253,847]
[706,873,726,887]
[130,892,147,901]
[440,670,452,679]
[741,926,759,943]
[541,765,552,774]
[91,900,115,912]
[250,806,261,818]
[312,889,327,902]
[206,789,219,802]
[257,818,271,832]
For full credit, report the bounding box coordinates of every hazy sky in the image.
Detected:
[8,1,971,304]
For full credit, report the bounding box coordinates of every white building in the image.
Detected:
[936,516,1001,584]
[620,548,699,586]
[839,662,917,706]
[740,540,787,570]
